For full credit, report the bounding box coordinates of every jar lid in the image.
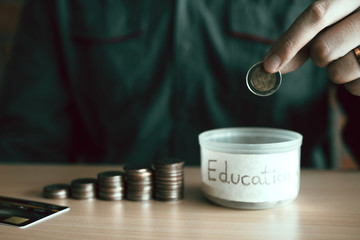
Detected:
[199,127,302,154]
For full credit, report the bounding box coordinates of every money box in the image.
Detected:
[199,127,302,209]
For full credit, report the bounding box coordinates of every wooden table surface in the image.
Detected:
[0,165,359,240]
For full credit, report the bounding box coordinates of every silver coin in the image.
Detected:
[154,170,184,176]
[155,184,184,189]
[99,186,124,193]
[97,171,125,184]
[124,163,152,173]
[127,185,153,192]
[43,184,70,199]
[71,191,96,200]
[155,193,184,201]
[246,62,282,96]
[98,192,124,201]
[98,182,124,189]
[154,158,185,169]
[71,178,97,190]
[126,191,153,201]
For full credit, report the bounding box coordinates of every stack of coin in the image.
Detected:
[43,184,70,199]
[124,164,153,201]
[70,178,97,200]
[153,158,185,201]
[97,171,125,201]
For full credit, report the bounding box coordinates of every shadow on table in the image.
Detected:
[184,185,227,209]
[25,190,43,199]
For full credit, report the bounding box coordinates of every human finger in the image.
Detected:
[310,10,360,67]
[345,78,360,96]
[263,0,360,73]
[280,44,310,74]
[327,49,360,85]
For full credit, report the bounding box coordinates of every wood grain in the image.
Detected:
[0,165,359,240]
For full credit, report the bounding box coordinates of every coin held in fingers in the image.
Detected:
[246,62,282,96]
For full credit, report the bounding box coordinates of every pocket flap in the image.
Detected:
[228,0,311,43]
[70,0,147,40]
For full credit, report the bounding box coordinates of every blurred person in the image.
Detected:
[0,0,359,168]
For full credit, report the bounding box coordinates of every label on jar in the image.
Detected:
[201,148,300,203]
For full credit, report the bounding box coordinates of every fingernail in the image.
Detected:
[264,54,281,73]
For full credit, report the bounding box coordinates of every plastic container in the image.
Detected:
[198,127,303,209]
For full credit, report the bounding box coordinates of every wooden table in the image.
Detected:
[0,165,359,240]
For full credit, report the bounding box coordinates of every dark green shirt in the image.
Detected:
[0,0,359,167]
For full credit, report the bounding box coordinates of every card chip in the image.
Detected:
[3,216,29,225]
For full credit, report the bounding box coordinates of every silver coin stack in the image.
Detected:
[153,158,185,201]
[124,164,153,201]
[43,184,70,199]
[97,171,125,201]
[70,178,97,200]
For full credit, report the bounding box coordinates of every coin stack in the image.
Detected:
[70,178,97,200]
[153,158,185,201]
[43,184,70,199]
[124,164,153,201]
[97,171,125,201]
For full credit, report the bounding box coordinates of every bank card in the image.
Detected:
[0,196,69,228]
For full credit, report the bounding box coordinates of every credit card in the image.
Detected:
[0,196,69,228]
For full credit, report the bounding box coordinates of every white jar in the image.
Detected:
[199,127,303,209]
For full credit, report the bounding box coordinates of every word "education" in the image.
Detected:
[207,160,298,186]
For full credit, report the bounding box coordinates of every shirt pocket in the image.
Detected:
[69,0,149,44]
[227,0,312,45]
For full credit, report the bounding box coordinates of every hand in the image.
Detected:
[263,0,360,96]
